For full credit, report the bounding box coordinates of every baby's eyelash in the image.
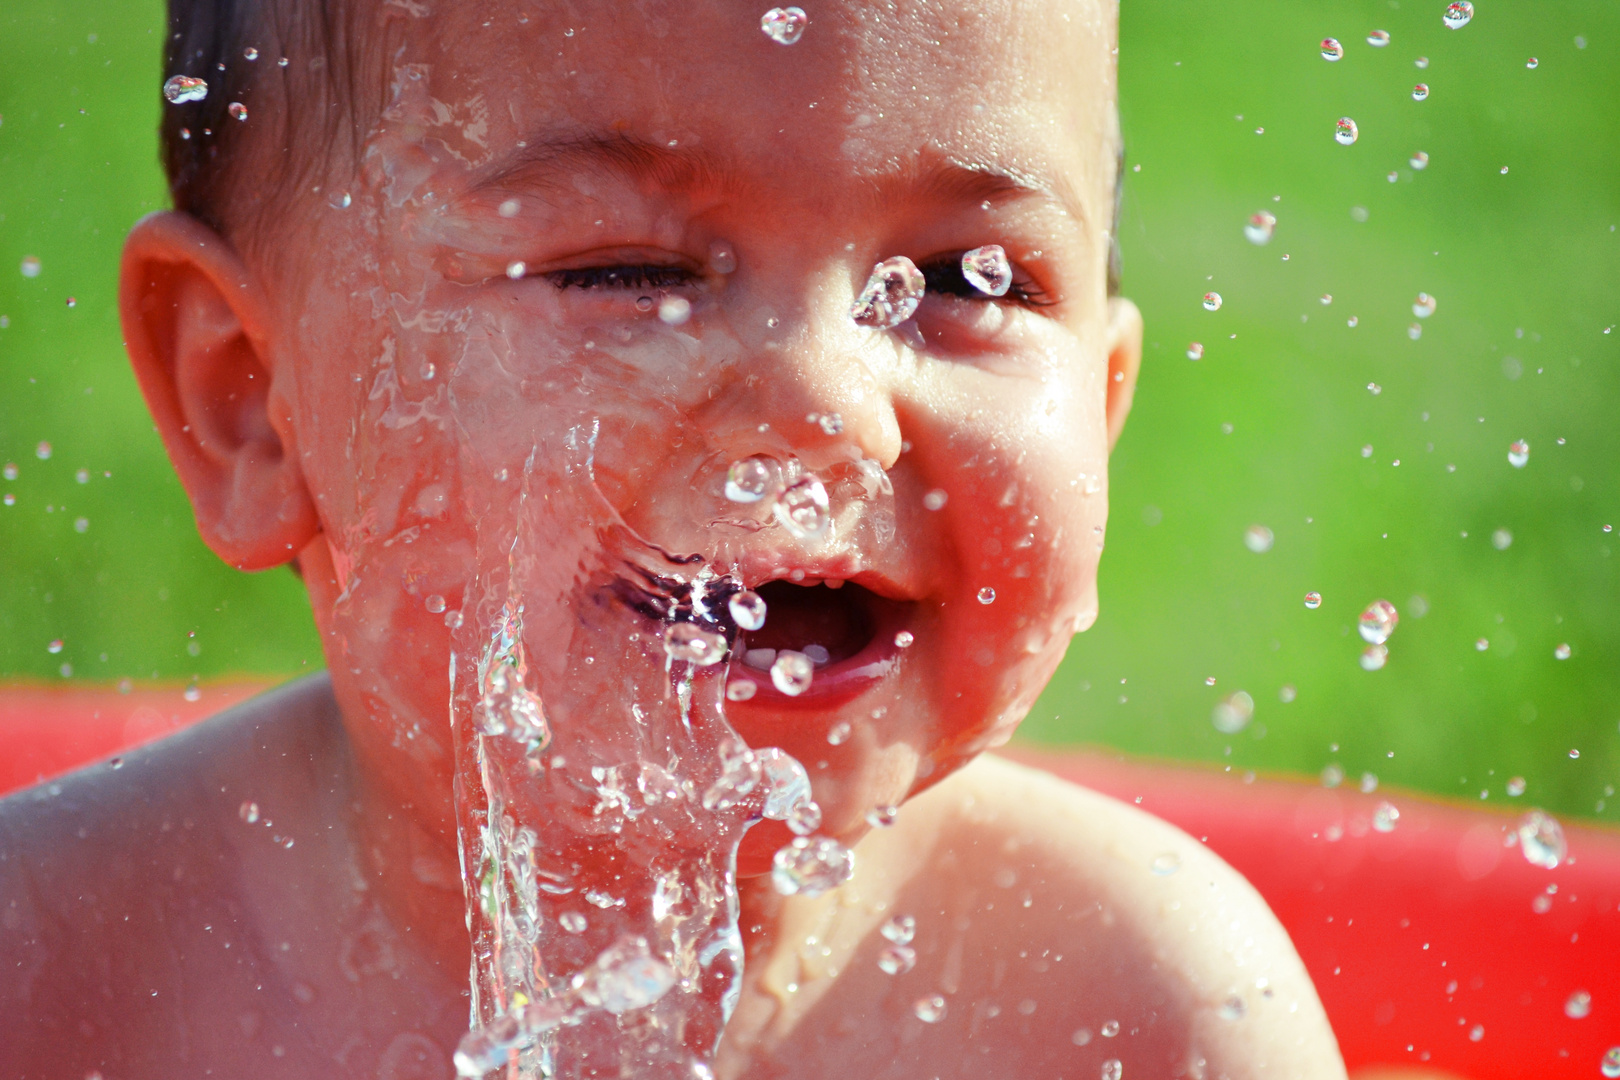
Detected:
[547,265,697,291]
[919,258,1054,308]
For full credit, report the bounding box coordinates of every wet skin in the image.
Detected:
[0,0,1345,1074]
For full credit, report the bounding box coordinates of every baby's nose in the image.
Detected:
[707,308,903,472]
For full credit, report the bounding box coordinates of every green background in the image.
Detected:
[1,2,1615,822]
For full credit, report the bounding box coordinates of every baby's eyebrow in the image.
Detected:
[464,133,1075,219]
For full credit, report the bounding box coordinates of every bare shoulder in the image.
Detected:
[869,754,1345,1077]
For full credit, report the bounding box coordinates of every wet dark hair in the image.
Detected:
[161,0,365,239]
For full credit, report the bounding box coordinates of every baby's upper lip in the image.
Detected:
[725,552,918,602]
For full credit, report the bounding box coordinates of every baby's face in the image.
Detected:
[268,0,1129,869]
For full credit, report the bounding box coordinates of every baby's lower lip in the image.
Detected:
[723,612,909,709]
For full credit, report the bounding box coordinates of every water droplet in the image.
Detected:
[815,412,844,436]
[183,681,201,702]
[725,679,757,702]
[1360,643,1389,671]
[1186,342,1204,361]
[1518,810,1566,868]
[922,488,948,511]
[1304,591,1322,609]
[1508,439,1530,468]
[1601,1047,1620,1078]
[851,256,926,329]
[559,911,587,934]
[1202,291,1223,311]
[1244,211,1276,245]
[424,594,446,614]
[1408,322,1423,340]
[771,835,854,896]
[1243,525,1274,553]
[827,720,852,745]
[1469,1024,1484,1042]
[894,630,915,648]
[505,261,526,280]
[1526,56,1539,69]
[708,239,738,274]
[277,56,289,67]
[1412,293,1437,318]
[774,475,831,539]
[1552,642,1572,661]
[962,244,1012,296]
[2,464,16,481]
[865,804,899,828]
[46,638,63,654]
[664,622,728,667]
[1443,1,1474,29]
[1212,691,1254,734]
[228,101,248,121]
[585,937,677,1014]
[878,944,917,975]
[882,914,916,945]
[163,75,208,104]
[1412,83,1430,101]
[1321,37,1344,61]
[35,441,51,460]
[1219,995,1246,1020]
[725,455,780,504]
[1100,1060,1123,1080]
[1150,852,1181,875]
[1360,771,1380,794]
[770,650,814,696]
[64,296,77,308]
[1335,117,1359,145]
[328,189,352,210]
[243,46,259,61]
[787,798,822,835]
[727,590,768,632]
[1505,776,1527,796]
[1100,1019,1121,1038]
[634,295,655,312]
[1410,151,1430,170]
[1367,29,1390,47]
[1072,1028,1094,1046]
[1372,801,1400,832]
[1565,989,1592,1019]
[1321,763,1345,788]
[977,586,996,605]
[497,198,520,218]
[759,6,808,45]
[1491,528,1513,550]
[1358,600,1399,644]
[913,994,947,1023]
[239,800,260,823]
[657,295,691,326]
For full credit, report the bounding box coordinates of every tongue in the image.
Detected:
[743,582,873,664]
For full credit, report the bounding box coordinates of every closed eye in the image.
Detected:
[919,256,1054,308]
[547,264,698,291]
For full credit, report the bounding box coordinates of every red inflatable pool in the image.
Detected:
[3,682,1616,1078]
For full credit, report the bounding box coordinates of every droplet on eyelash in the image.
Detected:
[851,256,925,329]
[961,245,1011,297]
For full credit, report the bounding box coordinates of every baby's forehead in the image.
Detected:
[374,0,1116,222]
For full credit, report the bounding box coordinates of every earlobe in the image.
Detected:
[119,211,318,571]
[1104,296,1143,452]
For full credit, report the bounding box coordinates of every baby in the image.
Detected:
[0,0,1345,1076]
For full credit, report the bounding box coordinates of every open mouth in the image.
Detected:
[729,580,911,705]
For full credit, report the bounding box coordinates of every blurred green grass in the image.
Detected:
[0,2,1615,822]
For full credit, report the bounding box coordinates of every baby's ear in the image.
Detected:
[119,212,318,571]
[1104,296,1143,452]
